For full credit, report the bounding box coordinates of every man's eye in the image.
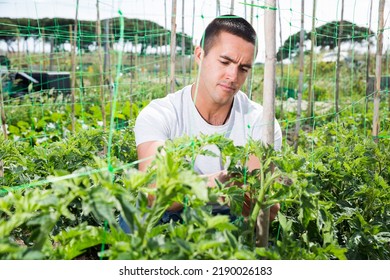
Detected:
[241,67,249,73]
[220,61,229,65]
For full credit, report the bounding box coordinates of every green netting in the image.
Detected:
[0,0,389,260]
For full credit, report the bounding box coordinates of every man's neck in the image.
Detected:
[191,84,234,126]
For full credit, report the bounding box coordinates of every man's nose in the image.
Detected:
[225,65,238,82]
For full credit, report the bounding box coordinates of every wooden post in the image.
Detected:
[42,27,46,71]
[160,33,163,83]
[277,0,284,119]
[71,0,79,133]
[16,28,21,69]
[307,0,316,119]
[335,0,344,118]
[170,0,177,93]
[216,0,221,17]
[165,0,169,93]
[69,24,73,72]
[244,0,247,20]
[294,0,305,152]
[0,81,7,140]
[246,0,254,99]
[133,34,138,80]
[365,0,373,114]
[49,37,54,71]
[96,0,107,155]
[372,0,385,142]
[189,0,195,81]
[257,0,276,248]
[181,0,186,85]
[104,19,113,117]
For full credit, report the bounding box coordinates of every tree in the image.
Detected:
[277,20,374,61]
[0,17,193,55]
[313,20,374,50]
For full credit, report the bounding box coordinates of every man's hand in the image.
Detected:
[269,203,280,221]
[201,169,229,187]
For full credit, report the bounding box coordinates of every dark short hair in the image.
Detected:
[200,15,257,55]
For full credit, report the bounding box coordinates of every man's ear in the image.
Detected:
[194,46,204,64]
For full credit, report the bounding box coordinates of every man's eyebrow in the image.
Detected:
[219,55,252,68]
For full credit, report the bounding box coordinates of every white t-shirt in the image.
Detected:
[134,84,282,175]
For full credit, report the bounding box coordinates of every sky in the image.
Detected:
[0,0,389,62]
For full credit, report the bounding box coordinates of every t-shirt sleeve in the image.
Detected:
[251,117,283,151]
[134,100,174,146]
[273,119,283,151]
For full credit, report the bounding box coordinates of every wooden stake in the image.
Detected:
[372,0,385,142]
[181,0,186,85]
[307,0,316,119]
[277,0,284,119]
[216,0,221,17]
[365,0,373,114]
[96,0,107,155]
[170,0,177,93]
[294,0,305,152]
[71,0,79,133]
[189,0,195,81]
[17,28,21,69]
[0,82,7,140]
[246,0,254,100]
[257,0,277,248]
[104,19,113,117]
[160,33,163,83]
[165,0,169,93]
[42,27,46,71]
[335,0,344,118]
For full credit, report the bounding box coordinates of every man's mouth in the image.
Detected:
[218,83,236,92]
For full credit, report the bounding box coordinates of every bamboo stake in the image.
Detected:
[388,49,390,112]
[372,0,385,142]
[294,0,305,152]
[189,0,195,81]
[160,33,163,83]
[17,28,20,69]
[244,0,247,20]
[134,34,138,80]
[230,0,234,14]
[96,0,107,155]
[307,0,316,119]
[165,0,169,93]
[257,0,277,248]
[104,19,113,118]
[49,37,54,71]
[181,0,186,85]
[170,0,177,93]
[335,0,344,118]
[69,24,73,69]
[246,0,254,100]
[42,27,46,71]
[71,1,79,133]
[277,0,284,120]
[0,79,7,140]
[216,0,221,17]
[365,0,373,114]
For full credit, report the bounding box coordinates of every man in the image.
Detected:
[133,15,282,224]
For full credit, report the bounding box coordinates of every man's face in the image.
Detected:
[195,32,255,106]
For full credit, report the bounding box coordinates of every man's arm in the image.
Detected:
[137,140,184,211]
[137,141,164,172]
